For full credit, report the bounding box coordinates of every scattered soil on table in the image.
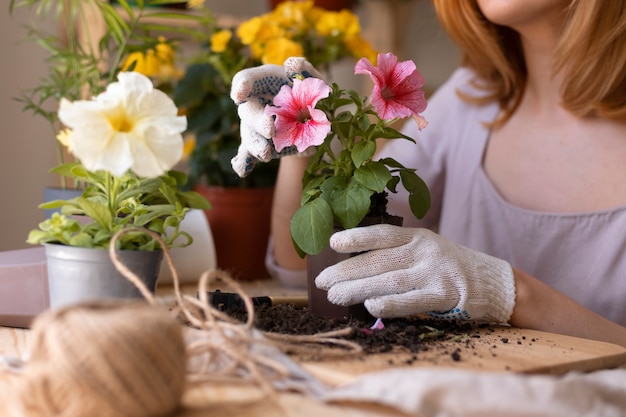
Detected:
[224,303,494,363]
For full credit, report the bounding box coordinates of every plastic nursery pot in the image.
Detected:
[306,214,403,321]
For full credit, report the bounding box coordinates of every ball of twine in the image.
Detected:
[16,300,187,417]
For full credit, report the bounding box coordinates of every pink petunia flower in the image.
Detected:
[355,52,428,127]
[264,77,332,153]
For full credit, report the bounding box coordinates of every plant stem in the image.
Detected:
[105,171,117,231]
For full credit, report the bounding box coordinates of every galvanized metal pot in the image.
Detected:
[44,244,163,310]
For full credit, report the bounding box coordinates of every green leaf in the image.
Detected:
[73,198,113,229]
[133,205,178,226]
[26,230,51,245]
[354,161,392,193]
[374,125,415,141]
[387,176,400,193]
[290,199,334,256]
[68,233,95,248]
[400,170,431,219]
[328,180,373,229]
[379,157,407,170]
[300,175,326,205]
[351,140,376,168]
[179,191,211,210]
[39,199,71,209]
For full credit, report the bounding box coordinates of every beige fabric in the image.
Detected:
[324,367,626,417]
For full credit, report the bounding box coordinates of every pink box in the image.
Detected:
[0,247,49,328]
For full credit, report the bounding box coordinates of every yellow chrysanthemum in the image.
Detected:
[210,29,232,53]
[261,38,304,65]
[256,22,286,43]
[236,16,263,45]
[315,10,360,38]
[271,0,314,31]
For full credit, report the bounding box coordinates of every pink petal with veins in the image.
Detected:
[355,52,427,121]
[265,78,332,152]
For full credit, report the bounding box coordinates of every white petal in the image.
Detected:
[57,70,186,178]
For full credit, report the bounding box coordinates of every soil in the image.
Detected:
[225,303,492,362]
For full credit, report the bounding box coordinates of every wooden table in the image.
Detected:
[2,278,626,417]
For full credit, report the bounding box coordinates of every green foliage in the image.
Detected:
[290,84,431,256]
[27,162,211,250]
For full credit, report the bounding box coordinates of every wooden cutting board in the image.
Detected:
[299,325,626,386]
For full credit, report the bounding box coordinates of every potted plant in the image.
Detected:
[26,71,211,309]
[8,0,211,216]
[10,0,213,308]
[173,0,378,280]
[262,52,431,318]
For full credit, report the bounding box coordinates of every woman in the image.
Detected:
[233,0,626,347]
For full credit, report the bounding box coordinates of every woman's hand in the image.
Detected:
[315,224,516,323]
[230,57,322,177]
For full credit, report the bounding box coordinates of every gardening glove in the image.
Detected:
[230,57,323,177]
[315,224,516,324]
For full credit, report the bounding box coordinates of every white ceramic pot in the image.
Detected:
[44,244,163,310]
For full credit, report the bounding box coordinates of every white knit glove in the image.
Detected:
[230,57,323,177]
[315,224,516,324]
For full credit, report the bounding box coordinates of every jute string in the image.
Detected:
[0,226,362,417]
[109,228,362,383]
[2,300,186,417]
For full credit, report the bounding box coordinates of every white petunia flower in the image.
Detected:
[58,71,187,178]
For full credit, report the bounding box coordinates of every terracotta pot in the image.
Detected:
[194,185,274,280]
[306,214,403,321]
[269,0,358,11]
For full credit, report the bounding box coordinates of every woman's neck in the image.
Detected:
[518,24,564,114]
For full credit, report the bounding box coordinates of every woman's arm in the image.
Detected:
[270,156,310,271]
[510,268,626,348]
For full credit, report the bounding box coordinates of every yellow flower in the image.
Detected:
[187,0,205,9]
[255,20,285,43]
[315,10,361,38]
[262,38,304,65]
[182,135,196,161]
[56,128,73,152]
[237,16,263,45]
[271,0,315,31]
[344,35,378,64]
[210,29,232,53]
[121,37,177,81]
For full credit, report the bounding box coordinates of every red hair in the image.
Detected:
[433,0,626,123]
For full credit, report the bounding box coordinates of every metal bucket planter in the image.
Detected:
[44,244,163,310]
